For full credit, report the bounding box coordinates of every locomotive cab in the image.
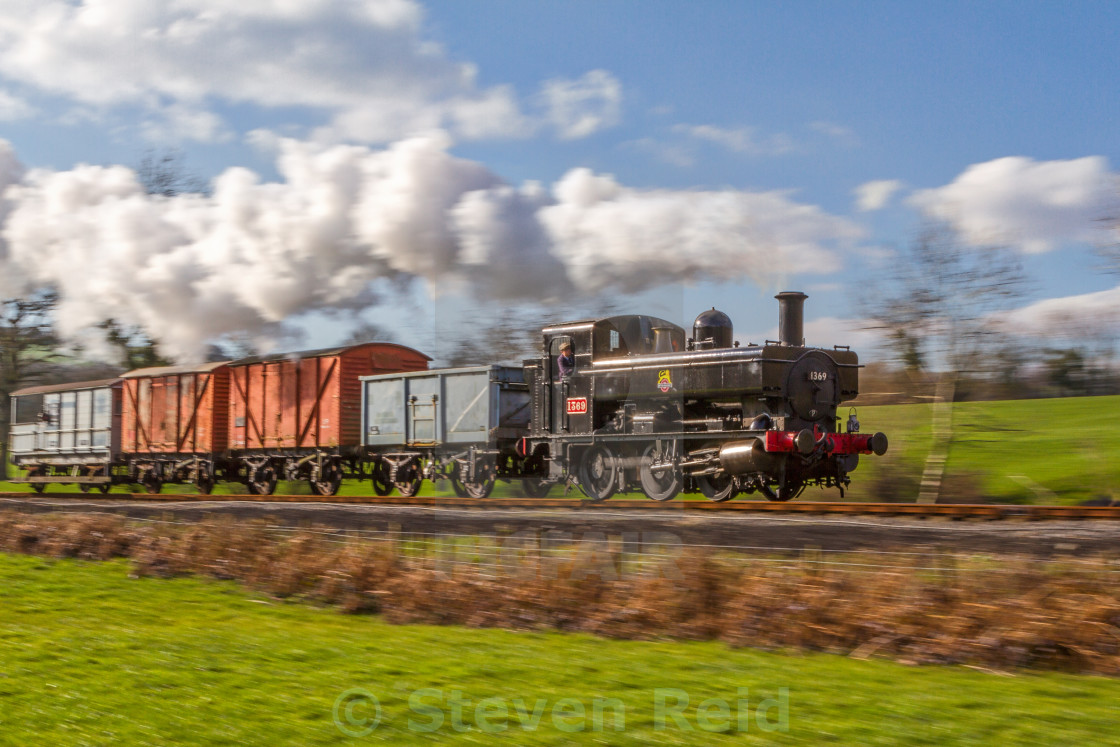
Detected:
[534,316,686,438]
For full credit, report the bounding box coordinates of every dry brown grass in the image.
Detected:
[3,511,1120,675]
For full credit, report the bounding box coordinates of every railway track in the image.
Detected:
[2,492,1117,520]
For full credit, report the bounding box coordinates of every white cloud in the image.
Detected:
[533,169,860,294]
[140,104,234,145]
[0,135,861,360]
[673,124,797,156]
[909,156,1119,253]
[0,88,32,120]
[0,0,608,144]
[854,179,903,212]
[621,138,695,168]
[809,121,859,147]
[539,70,621,140]
[995,285,1120,340]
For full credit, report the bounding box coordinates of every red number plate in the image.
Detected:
[566,397,588,414]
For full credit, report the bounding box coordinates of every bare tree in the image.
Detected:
[0,291,61,478]
[136,148,208,197]
[443,316,546,367]
[866,224,1028,383]
[98,319,174,370]
[341,322,394,346]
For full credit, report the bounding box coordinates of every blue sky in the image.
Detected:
[0,1,1116,362]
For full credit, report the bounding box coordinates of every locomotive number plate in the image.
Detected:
[566,397,588,415]
[808,371,829,382]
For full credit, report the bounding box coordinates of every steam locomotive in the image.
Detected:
[516,291,887,501]
[8,292,886,501]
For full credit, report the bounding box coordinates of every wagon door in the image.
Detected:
[263,362,282,447]
[406,376,441,445]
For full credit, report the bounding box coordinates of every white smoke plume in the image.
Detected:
[0,134,861,362]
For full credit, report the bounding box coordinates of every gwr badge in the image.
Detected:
[658,369,672,393]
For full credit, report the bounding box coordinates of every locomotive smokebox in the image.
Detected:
[775,291,808,347]
[693,308,734,349]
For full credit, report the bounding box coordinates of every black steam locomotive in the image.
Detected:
[517,292,887,501]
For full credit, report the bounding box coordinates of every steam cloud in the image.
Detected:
[0,134,860,362]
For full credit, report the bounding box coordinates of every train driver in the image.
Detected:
[558,341,575,378]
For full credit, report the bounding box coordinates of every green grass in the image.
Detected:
[843,395,1120,504]
[3,552,1120,745]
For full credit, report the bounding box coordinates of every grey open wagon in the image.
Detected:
[360,365,541,498]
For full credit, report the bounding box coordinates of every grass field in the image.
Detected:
[842,395,1120,504]
[3,552,1120,745]
[3,395,1118,503]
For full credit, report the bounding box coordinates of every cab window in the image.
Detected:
[549,336,573,379]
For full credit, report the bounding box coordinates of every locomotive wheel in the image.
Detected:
[698,474,737,502]
[370,460,392,496]
[250,466,278,496]
[578,445,618,502]
[521,478,553,498]
[310,467,342,496]
[394,459,422,497]
[639,442,681,502]
[759,478,805,502]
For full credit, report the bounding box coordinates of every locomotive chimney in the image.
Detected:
[775,291,807,346]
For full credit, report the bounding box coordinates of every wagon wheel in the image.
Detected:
[453,473,495,499]
[639,442,681,502]
[452,475,494,499]
[758,477,805,502]
[249,465,278,496]
[73,466,89,492]
[698,474,737,502]
[142,473,163,494]
[310,465,342,496]
[578,445,618,502]
[442,463,468,497]
[455,457,496,499]
[393,459,422,497]
[195,471,215,495]
[367,461,394,497]
[98,482,112,494]
[448,471,470,497]
[521,478,553,498]
[28,467,47,494]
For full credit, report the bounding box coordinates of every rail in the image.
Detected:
[2,492,1118,520]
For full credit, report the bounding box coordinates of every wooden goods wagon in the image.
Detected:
[120,361,231,493]
[228,343,430,494]
[121,361,231,455]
